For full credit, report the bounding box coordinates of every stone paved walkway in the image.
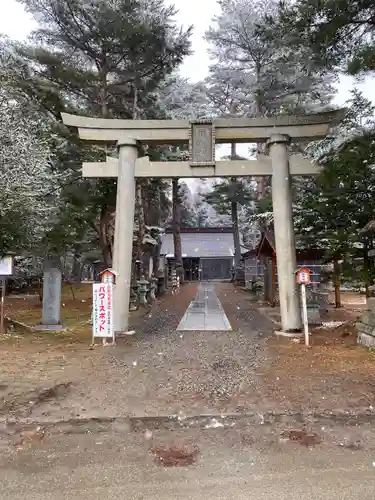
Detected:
[177,283,232,331]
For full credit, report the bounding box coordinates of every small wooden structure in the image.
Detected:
[242,231,324,306]
[100,268,118,284]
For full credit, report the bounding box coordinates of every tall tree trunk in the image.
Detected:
[135,180,145,277]
[230,142,242,269]
[132,86,146,278]
[231,200,242,268]
[97,67,113,267]
[151,182,162,275]
[333,259,342,308]
[98,61,109,118]
[71,252,83,284]
[363,239,372,298]
[95,206,113,267]
[100,89,108,118]
[132,85,139,120]
[255,64,265,200]
[172,178,184,284]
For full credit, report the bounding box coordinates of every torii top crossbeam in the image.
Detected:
[61,110,343,145]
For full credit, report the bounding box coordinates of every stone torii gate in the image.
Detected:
[62,111,341,335]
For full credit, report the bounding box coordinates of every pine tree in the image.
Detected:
[193,199,210,228]
[157,73,211,119]
[178,182,199,227]
[10,0,191,266]
[17,0,192,119]
[0,39,58,253]
[296,92,375,295]
[205,0,335,117]
[203,0,335,249]
[263,0,375,76]
[204,175,254,267]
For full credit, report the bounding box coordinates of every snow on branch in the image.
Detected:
[0,68,59,250]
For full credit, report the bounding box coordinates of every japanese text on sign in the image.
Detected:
[296,268,311,285]
[92,283,113,338]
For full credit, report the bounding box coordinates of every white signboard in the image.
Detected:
[298,271,309,283]
[0,256,13,276]
[92,283,114,338]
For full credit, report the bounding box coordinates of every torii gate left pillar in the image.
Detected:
[112,139,138,334]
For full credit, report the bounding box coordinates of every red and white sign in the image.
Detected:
[100,269,117,284]
[296,267,311,285]
[92,283,113,338]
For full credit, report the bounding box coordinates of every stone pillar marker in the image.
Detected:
[267,134,302,332]
[112,138,138,334]
[37,258,63,330]
[356,297,375,347]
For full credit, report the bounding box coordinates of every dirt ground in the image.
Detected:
[244,287,375,413]
[262,332,375,412]
[3,284,149,339]
[0,283,199,422]
[259,290,367,324]
[1,283,374,427]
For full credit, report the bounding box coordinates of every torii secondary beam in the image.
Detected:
[82,155,321,178]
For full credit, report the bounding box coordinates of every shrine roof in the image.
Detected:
[161,230,247,258]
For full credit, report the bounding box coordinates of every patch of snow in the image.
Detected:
[322,321,345,328]
[205,418,224,429]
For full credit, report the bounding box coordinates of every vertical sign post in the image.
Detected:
[92,282,114,346]
[0,278,5,335]
[296,267,311,346]
[0,254,14,334]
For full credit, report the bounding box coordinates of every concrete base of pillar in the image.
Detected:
[357,331,375,348]
[274,329,303,338]
[116,330,136,337]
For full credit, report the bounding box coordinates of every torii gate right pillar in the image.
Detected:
[267,134,301,332]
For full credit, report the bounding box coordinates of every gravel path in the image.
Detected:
[102,282,275,416]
